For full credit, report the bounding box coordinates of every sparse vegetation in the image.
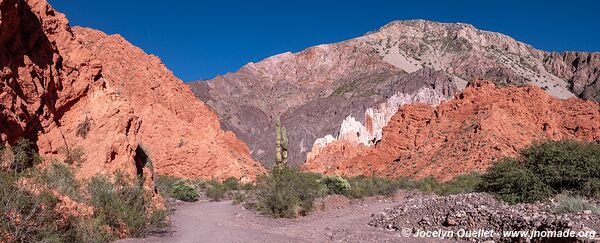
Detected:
[76,115,91,138]
[254,166,325,218]
[171,179,200,202]
[9,138,41,172]
[321,175,351,195]
[155,175,251,203]
[332,81,358,96]
[60,146,86,166]
[205,179,227,201]
[551,195,599,214]
[344,174,400,198]
[35,161,82,200]
[154,175,181,198]
[435,173,482,196]
[222,176,241,191]
[88,173,147,237]
[0,139,168,242]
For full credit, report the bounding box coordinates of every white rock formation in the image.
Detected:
[309,87,448,158]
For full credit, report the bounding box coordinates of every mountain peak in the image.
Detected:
[376,19,476,32]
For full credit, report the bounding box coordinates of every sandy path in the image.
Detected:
[120,194,441,243]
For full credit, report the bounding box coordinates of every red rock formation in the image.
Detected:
[303,80,600,181]
[72,27,264,182]
[0,0,159,205]
[0,0,263,190]
[192,20,600,168]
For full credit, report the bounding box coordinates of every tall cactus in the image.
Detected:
[275,119,282,165]
[275,118,288,166]
[282,127,288,164]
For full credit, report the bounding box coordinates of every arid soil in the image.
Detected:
[121,191,600,243]
[121,192,441,243]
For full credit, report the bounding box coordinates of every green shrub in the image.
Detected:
[437,173,482,196]
[480,140,600,204]
[254,166,323,218]
[582,178,600,198]
[171,179,200,202]
[521,140,600,193]
[87,172,164,238]
[0,171,78,242]
[155,175,201,202]
[154,175,180,198]
[479,158,553,204]
[1,140,167,242]
[34,161,81,201]
[206,179,226,201]
[552,195,599,214]
[10,138,41,172]
[222,177,240,191]
[321,175,351,195]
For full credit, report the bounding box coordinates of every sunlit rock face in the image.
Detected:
[190,19,599,167]
[0,0,264,184]
[303,80,600,181]
[307,87,449,162]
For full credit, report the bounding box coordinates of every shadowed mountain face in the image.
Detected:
[190,20,600,166]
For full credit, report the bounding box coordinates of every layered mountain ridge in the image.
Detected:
[191,19,600,166]
[303,80,600,180]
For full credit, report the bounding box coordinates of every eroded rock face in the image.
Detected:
[0,0,157,201]
[303,80,600,181]
[543,52,600,101]
[190,41,406,165]
[0,0,263,186]
[191,19,599,167]
[72,27,264,182]
[0,0,101,144]
[306,86,449,162]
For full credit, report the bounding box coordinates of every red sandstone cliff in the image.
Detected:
[0,0,263,185]
[303,80,600,181]
[72,27,264,182]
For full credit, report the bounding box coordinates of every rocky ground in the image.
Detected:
[120,191,442,243]
[370,193,600,242]
[121,191,600,242]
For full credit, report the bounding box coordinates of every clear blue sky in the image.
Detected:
[50,0,599,81]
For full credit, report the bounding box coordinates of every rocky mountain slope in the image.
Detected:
[0,0,263,185]
[303,80,600,180]
[190,20,600,166]
[71,27,264,182]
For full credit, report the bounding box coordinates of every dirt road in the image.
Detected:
[121,193,443,242]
